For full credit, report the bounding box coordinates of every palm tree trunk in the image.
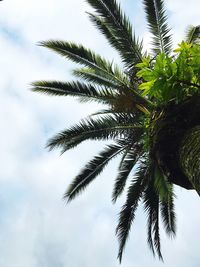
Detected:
[179,125,200,191]
[152,96,200,190]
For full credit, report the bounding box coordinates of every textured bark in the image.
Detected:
[179,126,200,190]
[151,96,200,190]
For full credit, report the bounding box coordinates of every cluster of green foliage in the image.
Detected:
[137,42,200,160]
[137,42,200,105]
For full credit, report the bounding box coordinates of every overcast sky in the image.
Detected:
[0,0,200,266]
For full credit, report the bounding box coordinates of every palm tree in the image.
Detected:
[32,0,200,262]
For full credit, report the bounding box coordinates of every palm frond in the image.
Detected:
[89,109,117,117]
[47,113,144,153]
[185,25,200,44]
[73,67,125,88]
[72,68,153,111]
[86,0,143,68]
[40,40,128,86]
[40,41,154,110]
[116,162,148,263]
[153,165,172,202]
[143,179,163,260]
[143,0,172,55]
[31,80,118,105]
[112,146,142,202]
[88,12,118,47]
[160,187,176,237]
[65,142,127,201]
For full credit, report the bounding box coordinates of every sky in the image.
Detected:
[0,0,200,266]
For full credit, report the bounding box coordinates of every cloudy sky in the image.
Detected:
[0,0,200,266]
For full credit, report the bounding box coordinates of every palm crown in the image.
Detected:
[32,0,200,262]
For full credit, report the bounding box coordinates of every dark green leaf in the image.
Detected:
[40,40,128,86]
[112,146,142,202]
[116,162,148,263]
[86,0,143,68]
[65,142,127,201]
[185,25,200,44]
[47,113,143,153]
[31,80,117,104]
[143,179,163,260]
[143,0,172,55]
[160,187,176,237]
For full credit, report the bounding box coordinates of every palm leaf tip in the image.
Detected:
[143,0,172,55]
[185,25,200,44]
[31,80,119,105]
[31,80,67,96]
[112,148,141,203]
[41,40,130,87]
[160,189,176,238]
[116,165,147,263]
[143,174,164,260]
[47,113,142,153]
[64,143,128,202]
[86,0,143,68]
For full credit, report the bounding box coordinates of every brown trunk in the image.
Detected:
[179,126,200,189]
[151,96,200,190]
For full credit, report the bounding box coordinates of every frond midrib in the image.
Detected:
[67,144,128,199]
[92,0,143,62]
[43,41,129,87]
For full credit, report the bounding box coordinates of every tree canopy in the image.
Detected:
[32,0,200,263]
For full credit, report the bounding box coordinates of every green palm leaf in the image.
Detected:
[153,165,172,202]
[47,114,143,153]
[160,188,176,237]
[65,142,128,202]
[112,146,142,202]
[72,68,153,110]
[116,162,148,263]
[143,0,172,55]
[40,40,129,86]
[185,25,200,44]
[143,179,163,260]
[89,109,118,117]
[73,67,124,88]
[40,40,154,110]
[88,12,143,69]
[31,80,117,105]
